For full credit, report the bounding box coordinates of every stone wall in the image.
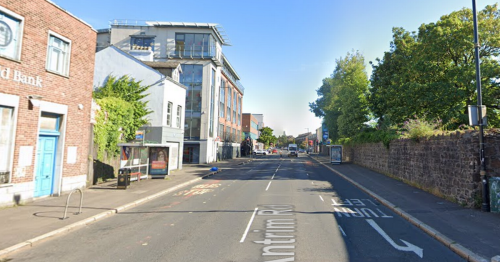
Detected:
[342,130,500,208]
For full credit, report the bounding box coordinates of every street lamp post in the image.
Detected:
[472,0,489,212]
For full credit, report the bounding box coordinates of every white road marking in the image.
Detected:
[366,219,423,258]
[266,181,272,191]
[319,195,324,202]
[338,225,346,236]
[240,207,259,243]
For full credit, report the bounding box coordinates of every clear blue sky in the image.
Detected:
[53,0,499,137]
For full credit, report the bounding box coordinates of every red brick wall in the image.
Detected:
[218,75,242,141]
[0,0,96,183]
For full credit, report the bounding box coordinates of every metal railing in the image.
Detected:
[167,45,215,59]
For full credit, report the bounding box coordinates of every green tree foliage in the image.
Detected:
[93,97,134,160]
[310,51,370,141]
[369,4,500,129]
[277,134,289,147]
[257,126,277,148]
[93,75,152,141]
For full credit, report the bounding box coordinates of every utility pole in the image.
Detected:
[472,0,489,212]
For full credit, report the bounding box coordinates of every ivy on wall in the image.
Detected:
[92,75,152,160]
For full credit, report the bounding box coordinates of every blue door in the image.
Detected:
[34,135,57,197]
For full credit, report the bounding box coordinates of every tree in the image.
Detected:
[310,51,370,141]
[257,127,277,148]
[93,75,152,141]
[93,97,134,160]
[277,134,289,148]
[369,4,500,128]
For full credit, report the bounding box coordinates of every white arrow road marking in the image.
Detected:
[366,219,423,258]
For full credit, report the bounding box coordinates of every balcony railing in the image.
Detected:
[222,66,245,95]
[168,45,215,59]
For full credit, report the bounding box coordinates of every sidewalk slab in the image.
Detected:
[310,154,500,261]
[0,157,251,258]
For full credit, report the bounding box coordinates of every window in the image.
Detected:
[227,88,231,121]
[0,105,14,184]
[238,96,242,126]
[46,32,71,76]
[0,7,23,61]
[166,102,173,126]
[225,127,230,142]
[176,105,182,128]
[209,69,215,137]
[219,124,224,140]
[175,33,215,58]
[180,64,203,140]
[219,80,225,118]
[130,36,154,51]
[233,92,237,123]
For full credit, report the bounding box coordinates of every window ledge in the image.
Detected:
[46,69,69,78]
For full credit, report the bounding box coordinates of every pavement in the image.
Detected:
[309,154,500,262]
[0,154,499,262]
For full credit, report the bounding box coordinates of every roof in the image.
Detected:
[110,20,231,46]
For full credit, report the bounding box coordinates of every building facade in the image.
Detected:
[0,0,96,207]
[93,46,186,174]
[217,55,243,160]
[97,21,244,164]
[242,113,260,140]
[253,114,264,137]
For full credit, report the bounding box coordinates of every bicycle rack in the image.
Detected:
[61,188,83,220]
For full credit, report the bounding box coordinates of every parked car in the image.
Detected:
[253,149,267,155]
[272,149,278,154]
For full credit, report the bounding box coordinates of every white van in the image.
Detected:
[288,144,298,157]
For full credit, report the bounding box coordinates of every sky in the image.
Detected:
[52,0,499,137]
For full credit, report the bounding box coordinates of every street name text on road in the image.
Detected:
[254,205,296,262]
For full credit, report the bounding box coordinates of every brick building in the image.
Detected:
[0,0,96,207]
[242,113,260,140]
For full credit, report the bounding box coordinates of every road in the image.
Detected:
[7,153,464,261]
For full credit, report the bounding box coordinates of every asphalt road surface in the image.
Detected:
[7,153,465,261]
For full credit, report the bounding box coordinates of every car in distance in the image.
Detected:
[272,149,278,154]
[253,149,267,155]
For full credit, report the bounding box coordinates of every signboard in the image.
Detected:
[330,145,342,164]
[135,130,144,140]
[149,147,169,177]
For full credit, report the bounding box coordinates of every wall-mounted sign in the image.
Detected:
[135,130,144,140]
[0,65,43,88]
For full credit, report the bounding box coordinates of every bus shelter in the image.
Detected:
[118,143,172,180]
